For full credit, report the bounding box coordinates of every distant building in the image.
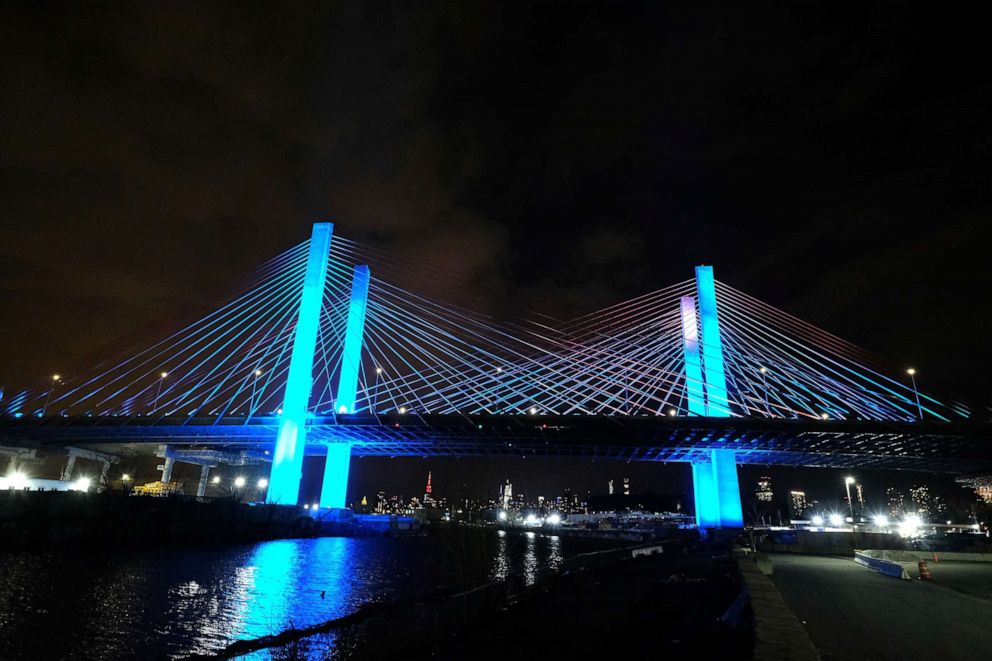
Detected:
[424,471,435,507]
[623,477,630,496]
[500,479,513,509]
[886,487,906,518]
[608,479,614,495]
[756,476,774,502]
[789,490,807,517]
[854,482,866,509]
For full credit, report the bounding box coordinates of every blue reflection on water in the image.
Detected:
[0,532,608,660]
[234,538,352,642]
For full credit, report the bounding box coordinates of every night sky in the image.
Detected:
[2,3,990,501]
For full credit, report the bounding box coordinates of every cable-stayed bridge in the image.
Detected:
[2,223,989,527]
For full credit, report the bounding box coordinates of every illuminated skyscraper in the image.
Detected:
[756,476,773,502]
[608,479,614,495]
[424,471,434,506]
[500,479,513,509]
[789,490,807,517]
[623,477,630,496]
[854,482,866,509]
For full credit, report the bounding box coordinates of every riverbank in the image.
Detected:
[0,490,316,547]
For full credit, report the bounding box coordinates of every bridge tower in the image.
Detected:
[685,266,744,528]
[320,264,371,509]
[266,222,334,505]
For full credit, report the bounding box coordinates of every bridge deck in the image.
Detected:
[2,414,991,472]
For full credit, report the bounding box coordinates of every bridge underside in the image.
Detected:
[4,414,992,473]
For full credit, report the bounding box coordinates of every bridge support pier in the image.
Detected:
[267,222,335,506]
[196,465,210,498]
[320,443,351,509]
[692,449,744,528]
[160,455,174,484]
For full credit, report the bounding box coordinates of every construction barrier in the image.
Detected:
[918,560,933,580]
[854,550,910,579]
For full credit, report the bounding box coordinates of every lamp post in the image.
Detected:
[42,374,60,416]
[759,367,770,416]
[845,476,856,521]
[374,367,382,413]
[907,368,923,421]
[153,372,168,413]
[251,369,262,414]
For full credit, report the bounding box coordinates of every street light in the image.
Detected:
[257,478,268,489]
[250,369,262,415]
[234,476,246,488]
[759,367,770,416]
[211,475,221,484]
[373,366,382,412]
[153,372,168,413]
[42,374,61,416]
[844,476,856,520]
[907,368,923,421]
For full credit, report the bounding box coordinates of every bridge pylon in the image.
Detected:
[688,266,743,528]
[266,222,334,505]
[321,264,370,508]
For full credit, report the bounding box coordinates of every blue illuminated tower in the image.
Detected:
[335,265,371,415]
[687,265,744,528]
[266,222,334,505]
[679,296,707,416]
[320,264,370,509]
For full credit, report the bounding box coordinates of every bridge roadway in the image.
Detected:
[3,414,992,472]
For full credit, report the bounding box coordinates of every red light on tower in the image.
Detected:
[425,471,432,495]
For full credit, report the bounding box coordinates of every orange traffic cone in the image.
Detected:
[933,552,940,563]
[918,560,933,580]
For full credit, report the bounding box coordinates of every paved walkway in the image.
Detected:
[770,554,992,661]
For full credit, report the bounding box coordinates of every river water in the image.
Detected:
[0,531,617,659]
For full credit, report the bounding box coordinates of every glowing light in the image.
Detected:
[234,476,246,488]
[399,407,407,414]
[524,514,540,526]
[303,504,310,510]
[679,296,706,416]
[546,513,561,525]
[829,513,844,527]
[375,367,382,374]
[811,515,825,526]
[845,476,855,485]
[821,413,829,420]
[121,473,131,481]
[211,476,221,484]
[907,368,916,376]
[336,265,370,415]
[529,407,538,415]
[257,478,268,489]
[873,514,889,527]
[497,510,508,521]
[759,367,767,374]
[255,369,263,377]
[160,371,168,379]
[52,374,60,381]
[338,405,347,414]
[668,409,677,416]
[1,472,29,490]
[73,477,91,492]
[898,513,923,537]
[268,223,334,505]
